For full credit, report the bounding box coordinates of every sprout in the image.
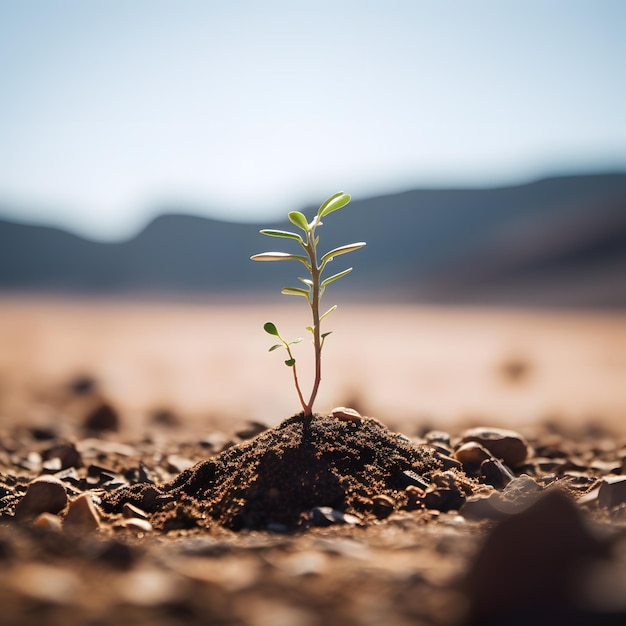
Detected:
[251,192,365,417]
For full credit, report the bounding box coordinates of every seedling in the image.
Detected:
[251,192,365,417]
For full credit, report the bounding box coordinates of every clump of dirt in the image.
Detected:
[101,413,446,530]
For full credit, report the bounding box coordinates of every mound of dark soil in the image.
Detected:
[101,414,447,530]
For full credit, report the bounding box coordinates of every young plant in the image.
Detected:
[251,192,365,417]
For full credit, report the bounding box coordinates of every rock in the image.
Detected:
[122,502,149,520]
[64,494,100,533]
[458,426,529,468]
[461,474,542,520]
[42,440,83,470]
[423,430,452,447]
[83,402,120,433]
[397,469,430,490]
[465,489,607,624]
[32,512,63,531]
[309,507,361,526]
[150,408,181,428]
[14,475,68,520]
[116,518,153,533]
[598,475,626,509]
[455,441,492,467]
[165,454,196,474]
[372,494,395,519]
[68,374,97,395]
[235,421,269,439]
[480,458,514,489]
[331,407,362,422]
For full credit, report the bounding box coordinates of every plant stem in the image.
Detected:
[304,227,322,417]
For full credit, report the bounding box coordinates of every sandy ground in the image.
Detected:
[1,296,626,625]
[0,296,624,435]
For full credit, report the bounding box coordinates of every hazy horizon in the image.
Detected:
[1,0,625,240]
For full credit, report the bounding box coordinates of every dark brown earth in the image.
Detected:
[1,407,626,626]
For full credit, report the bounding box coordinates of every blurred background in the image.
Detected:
[0,1,625,433]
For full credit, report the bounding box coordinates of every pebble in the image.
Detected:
[116,518,153,533]
[122,502,149,520]
[235,421,269,439]
[397,469,430,490]
[330,407,362,422]
[64,494,100,533]
[455,441,492,467]
[14,475,68,520]
[32,512,63,531]
[480,458,514,489]
[372,494,396,519]
[598,475,626,509]
[165,454,196,474]
[458,426,529,468]
[465,489,605,621]
[309,506,361,526]
[42,441,83,470]
[423,430,452,447]
[83,401,120,433]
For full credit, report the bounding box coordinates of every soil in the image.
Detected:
[1,407,626,626]
[1,299,625,625]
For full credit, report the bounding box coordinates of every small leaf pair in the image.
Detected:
[251,192,366,417]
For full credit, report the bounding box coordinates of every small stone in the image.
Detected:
[42,441,83,470]
[116,518,153,533]
[458,426,529,468]
[69,374,97,395]
[330,407,362,422]
[397,469,430,490]
[122,503,149,520]
[14,475,68,520]
[64,494,100,533]
[598,475,626,509]
[455,441,492,467]
[150,408,181,428]
[480,458,515,489]
[165,454,196,474]
[84,402,120,433]
[235,421,268,439]
[309,506,361,526]
[465,489,605,622]
[32,513,63,531]
[372,494,395,519]
[424,430,452,447]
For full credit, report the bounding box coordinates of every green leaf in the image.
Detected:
[284,358,296,367]
[297,277,313,287]
[291,338,303,344]
[321,267,352,288]
[251,252,311,270]
[268,344,282,352]
[260,229,303,242]
[281,286,310,299]
[264,321,279,336]
[320,242,366,268]
[288,211,309,231]
[321,331,332,339]
[320,305,337,322]
[318,192,351,218]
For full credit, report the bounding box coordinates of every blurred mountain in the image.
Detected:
[1,173,625,307]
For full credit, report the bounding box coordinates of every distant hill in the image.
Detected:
[1,173,625,307]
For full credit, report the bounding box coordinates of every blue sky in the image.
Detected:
[1,0,625,240]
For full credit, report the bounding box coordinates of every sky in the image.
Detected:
[0,0,625,240]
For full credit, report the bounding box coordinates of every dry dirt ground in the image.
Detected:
[0,297,625,625]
